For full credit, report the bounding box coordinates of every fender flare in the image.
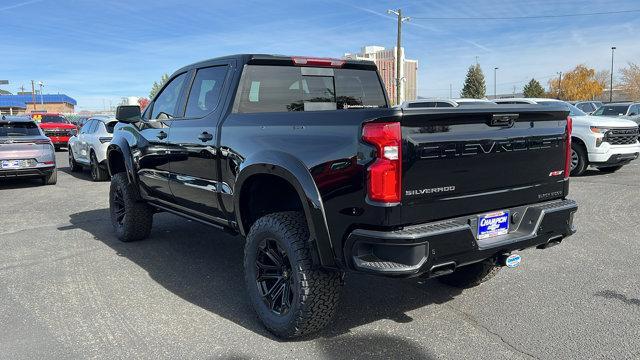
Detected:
[233,150,336,269]
[106,136,138,187]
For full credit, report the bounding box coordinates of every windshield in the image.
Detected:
[0,122,41,137]
[593,105,630,116]
[40,115,69,124]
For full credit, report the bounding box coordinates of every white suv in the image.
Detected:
[494,98,640,176]
[67,116,116,181]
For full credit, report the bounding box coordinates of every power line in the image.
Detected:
[411,9,640,20]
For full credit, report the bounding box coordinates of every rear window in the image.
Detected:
[0,122,41,136]
[234,65,387,113]
[594,105,630,116]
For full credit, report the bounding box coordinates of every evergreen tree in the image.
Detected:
[522,78,546,98]
[460,64,486,98]
[149,73,170,99]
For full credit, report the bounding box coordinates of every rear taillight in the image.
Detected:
[564,116,573,179]
[362,122,402,203]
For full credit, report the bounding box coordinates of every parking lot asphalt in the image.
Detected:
[1,151,639,360]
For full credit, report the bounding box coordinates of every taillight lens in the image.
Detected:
[362,122,402,203]
[564,116,573,179]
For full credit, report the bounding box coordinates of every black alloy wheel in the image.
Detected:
[256,238,294,315]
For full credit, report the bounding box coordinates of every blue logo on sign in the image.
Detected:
[505,254,521,268]
[477,211,510,239]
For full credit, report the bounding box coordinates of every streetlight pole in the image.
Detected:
[493,67,498,99]
[610,46,616,102]
[38,81,44,110]
[387,9,410,106]
[557,72,563,99]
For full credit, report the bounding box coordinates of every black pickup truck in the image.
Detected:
[107,54,577,338]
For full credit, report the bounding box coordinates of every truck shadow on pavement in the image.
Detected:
[63,208,461,348]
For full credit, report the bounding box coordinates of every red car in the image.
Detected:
[31,113,77,151]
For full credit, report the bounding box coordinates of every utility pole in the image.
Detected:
[610,46,616,102]
[557,72,563,99]
[38,81,44,110]
[449,84,452,99]
[493,67,498,99]
[30,80,37,112]
[387,8,410,106]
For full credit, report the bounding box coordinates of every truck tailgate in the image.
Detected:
[400,105,570,225]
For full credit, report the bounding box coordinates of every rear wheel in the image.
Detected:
[109,172,153,242]
[68,149,81,172]
[437,260,501,288]
[598,165,623,173]
[570,143,588,176]
[90,152,109,181]
[42,169,57,185]
[244,211,342,338]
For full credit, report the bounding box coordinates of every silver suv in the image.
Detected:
[68,116,116,181]
[0,115,57,185]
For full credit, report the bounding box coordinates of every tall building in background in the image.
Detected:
[344,46,418,105]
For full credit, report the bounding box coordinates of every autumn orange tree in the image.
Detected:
[619,62,640,100]
[548,65,604,101]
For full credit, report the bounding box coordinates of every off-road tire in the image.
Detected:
[68,149,81,172]
[437,260,501,288]
[42,169,57,185]
[109,172,153,242]
[598,165,623,173]
[244,211,342,339]
[91,152,109,181]
[570,143,588,176]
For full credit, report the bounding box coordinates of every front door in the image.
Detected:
[136,71,189,203]
[167,62,233,224]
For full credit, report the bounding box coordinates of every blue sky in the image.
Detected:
[1,0,639,110]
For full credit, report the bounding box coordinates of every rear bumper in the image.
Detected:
[345,199,578,277]
[0,166,55,179]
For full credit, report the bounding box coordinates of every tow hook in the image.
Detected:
[498,253,522,268]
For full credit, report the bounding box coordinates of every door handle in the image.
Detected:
[198,132,214,142]
[157,131,167,140]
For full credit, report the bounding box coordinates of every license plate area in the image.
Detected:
[1,159,33,169]
[477,210,510,240]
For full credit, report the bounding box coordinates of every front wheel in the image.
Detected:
[244,211,342,339]
[109,173,153,242]
[598,165,623,173]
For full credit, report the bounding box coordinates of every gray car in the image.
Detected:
[0,115,57,185]
[592,102,640,124]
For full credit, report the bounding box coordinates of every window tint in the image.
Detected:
[80,120,93,134]
[40,115,69,124]
[151,73,188,120]
[88,120,99,134]
[0,121,41,136]
[105,121,117,134]
[594,105,631,116]
[408,102,436,108]
[185,66,228,118]
[234,65,387,113]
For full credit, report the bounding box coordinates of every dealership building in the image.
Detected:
[344,46,418,105]
[0,94,77,115]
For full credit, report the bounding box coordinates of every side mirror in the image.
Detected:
[116,105,142,123]
[629,113,638,116]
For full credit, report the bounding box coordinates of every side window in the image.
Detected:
[629,105,639,115]
[80,120,93,134]
[435,102,454,107]
[184,66,228,118]
[151,73,188,120]
[88,120,99,134]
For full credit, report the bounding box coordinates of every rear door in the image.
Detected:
[400,106,570,225]
[167,61,233,223]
